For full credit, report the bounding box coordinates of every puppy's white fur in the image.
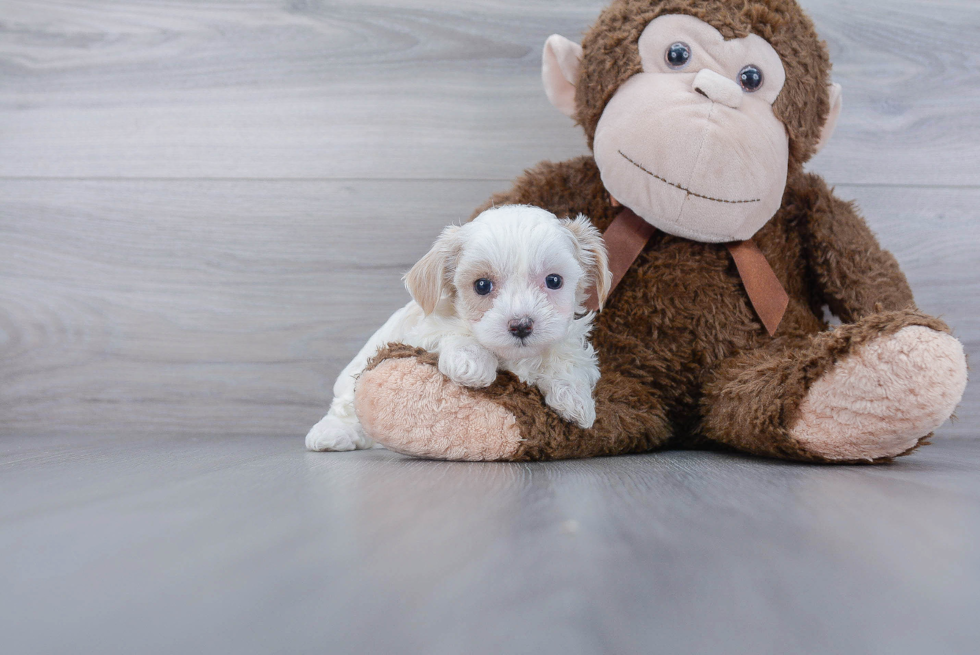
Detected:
[306,205,611,452]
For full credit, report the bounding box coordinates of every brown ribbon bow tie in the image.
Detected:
[585,206,789,337]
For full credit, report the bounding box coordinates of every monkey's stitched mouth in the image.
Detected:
[618,150,761,205]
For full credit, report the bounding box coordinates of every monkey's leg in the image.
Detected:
[700,310,967,463]
[353,344,671,461]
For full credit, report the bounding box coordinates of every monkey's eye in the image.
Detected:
[474,278,493,295]
[665,42,692,69]
[738,65,764,92]
[545,274,563,290]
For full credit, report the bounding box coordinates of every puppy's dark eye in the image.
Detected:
[665,42,692,69]
[474,278,493,295]
[545,274,563,290]
[738,65,764,92]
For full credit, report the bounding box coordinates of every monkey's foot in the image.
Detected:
[354,346,523,461]
[790,326,967,461]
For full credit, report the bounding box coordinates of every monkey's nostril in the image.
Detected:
[691,69,743,109]
[508,317,534,339]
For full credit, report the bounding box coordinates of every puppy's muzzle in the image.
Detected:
[508,317,534,340]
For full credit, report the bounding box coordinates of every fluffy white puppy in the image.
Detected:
[306,205,611,452]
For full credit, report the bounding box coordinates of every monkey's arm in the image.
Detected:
[792,173,915,322]
[354,343,671,461]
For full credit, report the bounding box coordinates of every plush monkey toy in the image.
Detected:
[351,0,968,463]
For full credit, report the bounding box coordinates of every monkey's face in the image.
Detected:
[593,14,788,243]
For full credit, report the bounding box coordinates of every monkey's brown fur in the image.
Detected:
[359,0,956,463]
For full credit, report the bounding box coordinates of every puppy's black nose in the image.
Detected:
[508,317,534,339]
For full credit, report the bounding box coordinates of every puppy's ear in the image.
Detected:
[404,225,462,315]
[562,215,611,310]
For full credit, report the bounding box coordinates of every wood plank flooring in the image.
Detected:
[1,1,979,652]
[3,433,980,654]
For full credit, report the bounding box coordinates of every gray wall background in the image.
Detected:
[1,0,978,439]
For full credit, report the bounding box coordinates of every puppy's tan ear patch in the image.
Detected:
[404,225,461,315]
[562,215,611,310]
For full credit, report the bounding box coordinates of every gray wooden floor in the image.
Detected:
[1,1,978,653]
[3,434,980,655]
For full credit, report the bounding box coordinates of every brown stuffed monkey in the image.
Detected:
[351,0,968,463]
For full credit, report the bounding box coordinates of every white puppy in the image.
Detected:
[306,205,611,452]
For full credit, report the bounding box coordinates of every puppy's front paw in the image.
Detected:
[305,415,373,452]
[438,344,498,388]
[544,382,596,429]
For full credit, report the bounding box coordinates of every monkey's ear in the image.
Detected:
[404,225,461,315]
[813,83,843,155]
[542,35,583,118]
